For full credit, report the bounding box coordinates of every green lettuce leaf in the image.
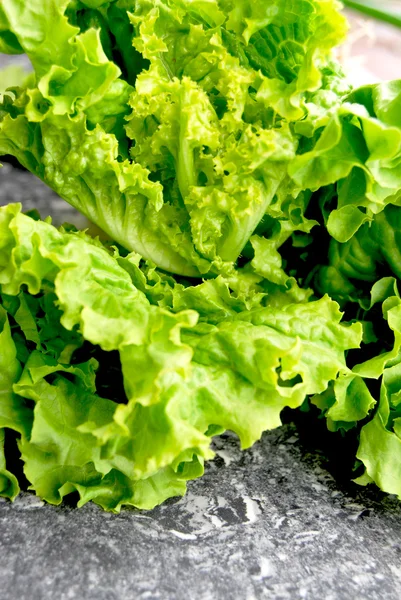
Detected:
[0,303,30,437]
[316,204,401,305]
[14,351,199,511]
[312,274,401,499]
[290,82,401,241]
[0,204,361,510]
[0,304,24,500]
[0,429,19,501]
[354,286,401,497]
[0,0,349,276]
[5,0,401,508]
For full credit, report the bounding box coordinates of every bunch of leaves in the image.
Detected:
[288,82,401,496]
[0,0,349,276]
[2,1,401,509]
[0,204,361,510]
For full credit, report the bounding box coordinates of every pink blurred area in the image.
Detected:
[341,7,401,85]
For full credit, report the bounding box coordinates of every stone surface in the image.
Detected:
[0,426,401,600]
[0,162,89,228]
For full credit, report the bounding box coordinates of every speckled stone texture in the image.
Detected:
[0,162,89,229]
[0,426,401,600]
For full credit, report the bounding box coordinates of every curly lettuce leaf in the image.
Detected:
[290,82,401,245]
[14,351,199,511]
[0,429,19,500]
[316,204,401,305]
[0,0,349,276]
[0,204,362,510]
[0,303,26,501]
[311,273,401,500]
[0,303,30,437]
[353,292,401,499]
[313,279,399,426]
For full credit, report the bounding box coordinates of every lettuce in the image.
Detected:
[0,0,348,276]
[309,190,401,497]
[0,305,22,501]
[0,204,361,511]
[2,0,401,509]
[311,277,401,495]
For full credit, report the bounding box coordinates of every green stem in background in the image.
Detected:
[342,0,401,28]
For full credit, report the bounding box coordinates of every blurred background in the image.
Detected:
[340,1,401,85]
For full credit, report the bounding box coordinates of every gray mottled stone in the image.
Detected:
[0,162,89,229]
[0,426,401,600]
[0,54,32,70]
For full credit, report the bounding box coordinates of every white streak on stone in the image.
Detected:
[273,516,286,529]
[253,557,275,580]
[214,449,234,466]
[169,530,197,541]
[294,530,321,541]
[217,496,228,508]
[13,494,44,509]
[209,514,225,529]
[243,496,261,524]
